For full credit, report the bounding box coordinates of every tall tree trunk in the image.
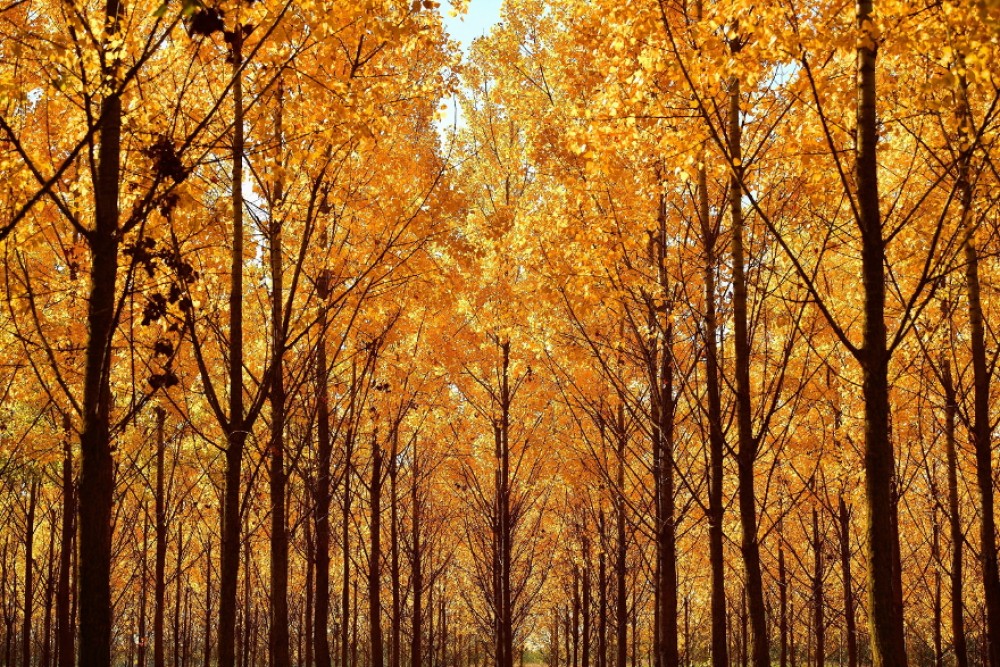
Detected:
[779,543,788,667]
[932,514,944,667]
[305,519,313,667]
[155,407,168,667]
[651,196,679,667]
[204,541,212,667]
[726,68,769,667]
[22,480,38,667]
[411,442,423,667]
[218,30,247,667]
[41,516,56,667]
[314,273,333,667]
[369,432,384,667]
[342,428,354,667]
[175,529,184,667]
[615,414,628,667]
[942,356,969,667]
[699,150,729,667]
[268,87,290,667]
[954,68,1000,667]
[812,508,823,667]
[837,497,857,667]
[582,552,591,667]
[389,432,401,667]
[57,436,74,667]
[855,0,907,663]
[79,0,124,664]
[598,515,607,667]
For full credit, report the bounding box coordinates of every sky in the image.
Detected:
[435,0,504,138]
[439,0,504,53]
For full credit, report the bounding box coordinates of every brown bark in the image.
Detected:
[855,0,907,663]
[268,87,290,667]
[78,1,124,665]
[954,69,1000,667]
[942,356,969,667]
[698,141,729,667]
[368,430,384,667]
[56,437,74,667]
[155,407,168,667]
[838,497,858,667]
[314,273,332,667]
[218,29,247,667]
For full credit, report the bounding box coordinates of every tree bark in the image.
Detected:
[218,29,247,667]
[942,356,969,667]
[22,480,38,667]
[856,0,907,663]
[314,273,333,667]
[268,88,290,667]
[155,407,168,667]
[838,497,857,667]
[78,0,124,664]
[57,437,74,667]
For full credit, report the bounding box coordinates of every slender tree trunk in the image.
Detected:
[41,519,55,667]
[57,438,74,667]
[411,444,423,667]
[697,113,729,667]
[369,432,384,667]
[812,508,823,667]
[389,434,401,667]
[204,541,212,667]
[837,497,857,667]
[218,30,247,667]
[779,544,788,667]
[305,519,313,667]
[175,529,184,667]
[725,70,769,667]
[268,88,290,667]
[954,70,1000,667]
[155,408,168,667]
[615,415,628,667]
[314,274,333,667]
[856,0,907,663]
[342,430,354,667]
[599,517,607,667]
[933,514,944,667]
[582,552,591,667]
[22,481,38,667]
[942,356,969,667]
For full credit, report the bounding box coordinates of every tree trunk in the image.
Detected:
[779,544,787,667]
[615,414,628,667]
[837,497,857,667]
[204,541,212,667]
[155,407,168,667]
[855,0,907,663]
[78,0,124,664]
[954,69,1000,667]
[314,273,333,667]
[942,356,969,667]
[57,437,74,667]
[368,432,384,667]
[696,115,729,667]
[21,480,38,667]
[411,442,423,667]
[268,88,290,667]
[726,70,769,667]
[218,30,247,667]
[812,508,823,667]
[389,432,401,667]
